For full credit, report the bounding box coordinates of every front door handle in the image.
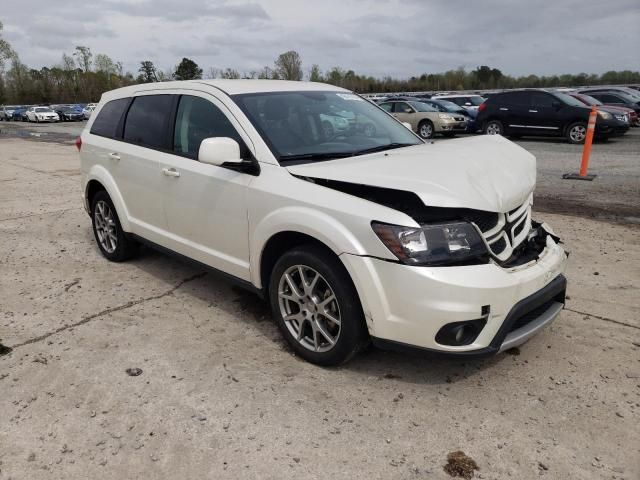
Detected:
[162,167,180,178]
[528,110,538,113]
[108,152,120,161]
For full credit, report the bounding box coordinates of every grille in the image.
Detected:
[466,211,499,233]
[509,299,555,333]
[490,237,507,255]
[471,198,532,262]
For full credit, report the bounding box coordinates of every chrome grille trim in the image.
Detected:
[471,195,533,261]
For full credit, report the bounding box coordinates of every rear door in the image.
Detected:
[160,92,254,280]
[502,91,534,132]
[116,94,174,238]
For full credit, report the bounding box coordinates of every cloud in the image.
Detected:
[0,0,638,78]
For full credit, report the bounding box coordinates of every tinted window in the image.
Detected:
[596,94,622,103]
[498,92,530,106]
[123,95,174,149]
[90,98,130,138]
[173,95,245,159]
[530,92,555,108]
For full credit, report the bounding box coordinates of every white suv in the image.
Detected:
[79,80,567,366]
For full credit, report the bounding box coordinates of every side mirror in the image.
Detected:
[198,137,242,166]
[402,122,412,130]
[404,108,413,113]
[464,102,472,106]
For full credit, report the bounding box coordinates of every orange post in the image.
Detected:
[579,106,598,176]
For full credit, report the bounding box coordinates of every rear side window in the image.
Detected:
[173,95,245,158]
[123,95,174,149]
[90,98,129,138]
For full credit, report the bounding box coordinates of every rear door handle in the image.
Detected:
[108,152,120,161]
[162,167,180,178]
[499,108,509,111]
[529,110,538,113]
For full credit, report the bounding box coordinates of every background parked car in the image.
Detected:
[0,105,21,120]
[578,90,640,116]
[417,98,479,132]
[432,94,486,113]
[26,106,60,123]
[10,107,29,122]
[54,105,85,121]
[83,104,96,119]
[380,100,467,139]
[568,93,638,127]
[476,89,628,143]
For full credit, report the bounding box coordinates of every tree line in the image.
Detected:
[1,22,638,105]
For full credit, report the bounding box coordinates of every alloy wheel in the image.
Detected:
[486,122,502,135]
[94,200,118,253]
[277,265,341,353]
[569,125,586,143]
[420,123,433,138]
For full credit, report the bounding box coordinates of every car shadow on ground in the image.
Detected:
[125,242,513,387]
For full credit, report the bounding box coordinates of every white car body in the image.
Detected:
[79,80,567,362]
[83,105,96,119]
[27,106,59,123]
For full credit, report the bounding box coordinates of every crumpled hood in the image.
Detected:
[286,135,536,213]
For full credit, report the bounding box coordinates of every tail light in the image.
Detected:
[478,103,486,113]
[75,136,82,151]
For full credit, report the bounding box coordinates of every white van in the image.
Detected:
[79,80,567,365]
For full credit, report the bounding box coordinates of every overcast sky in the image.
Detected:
[2,0,639,78]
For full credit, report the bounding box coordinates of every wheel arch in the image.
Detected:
[84,166,132,231]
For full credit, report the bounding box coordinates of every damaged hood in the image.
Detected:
[286,135,536,213]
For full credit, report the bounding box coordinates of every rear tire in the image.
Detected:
[484,120,504,135]
[90,191,138,262]
[566,122,587,144]
[268,245,368,366]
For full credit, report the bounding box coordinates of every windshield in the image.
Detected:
[553,92,588,108]
[233,91,422,163]
[408,101,437,112]
[434,100,466,113]
[35,107,52,112]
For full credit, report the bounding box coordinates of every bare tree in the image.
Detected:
[0,21,17,71]
[274,50,302,81]
[73,46,92,72]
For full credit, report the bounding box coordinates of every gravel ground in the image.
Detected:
[0,130,639,479]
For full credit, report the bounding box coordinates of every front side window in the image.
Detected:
[90,98,130,138]
[409,101,437,112]
[530,92,555,108]
[379,103,393,112]
[233,91,421,163]
[553,92,589,108]
[393,102,413,113]
[174,95,245,158]
[123,95,174,149]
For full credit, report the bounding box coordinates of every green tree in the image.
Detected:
[173,57,202,80]
[308,64,323,82]
[137,60,158,83]
[274,50,302,81]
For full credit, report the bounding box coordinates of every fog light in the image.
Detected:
[435,318,487,346]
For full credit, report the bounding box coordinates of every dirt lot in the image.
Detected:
[0,126,639,479]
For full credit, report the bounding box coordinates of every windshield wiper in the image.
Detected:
[350,142,418,156]
[279,152,356,163]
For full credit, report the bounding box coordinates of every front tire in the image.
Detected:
[418,120,434,139]
[484,119,504,135]
[90,191,138,262]
[268,246,368,366]
[566,122,587,144]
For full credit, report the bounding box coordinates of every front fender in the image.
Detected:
[86,165,131,232]
[250,206,371,288]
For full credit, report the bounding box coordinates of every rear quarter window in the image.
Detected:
[90,98,130,138]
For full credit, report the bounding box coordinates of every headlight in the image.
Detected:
[372,221,487,266]
[597,111,612,120]
[438,113,454,120]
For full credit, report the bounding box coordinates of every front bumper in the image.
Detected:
[341,233,568,355]
[437,119,468,132]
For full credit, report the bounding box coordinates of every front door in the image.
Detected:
[160,93,254,281]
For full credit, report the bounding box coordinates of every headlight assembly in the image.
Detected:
[372,221,488,266]
[438,113,454,120]
[597,111,612,120]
